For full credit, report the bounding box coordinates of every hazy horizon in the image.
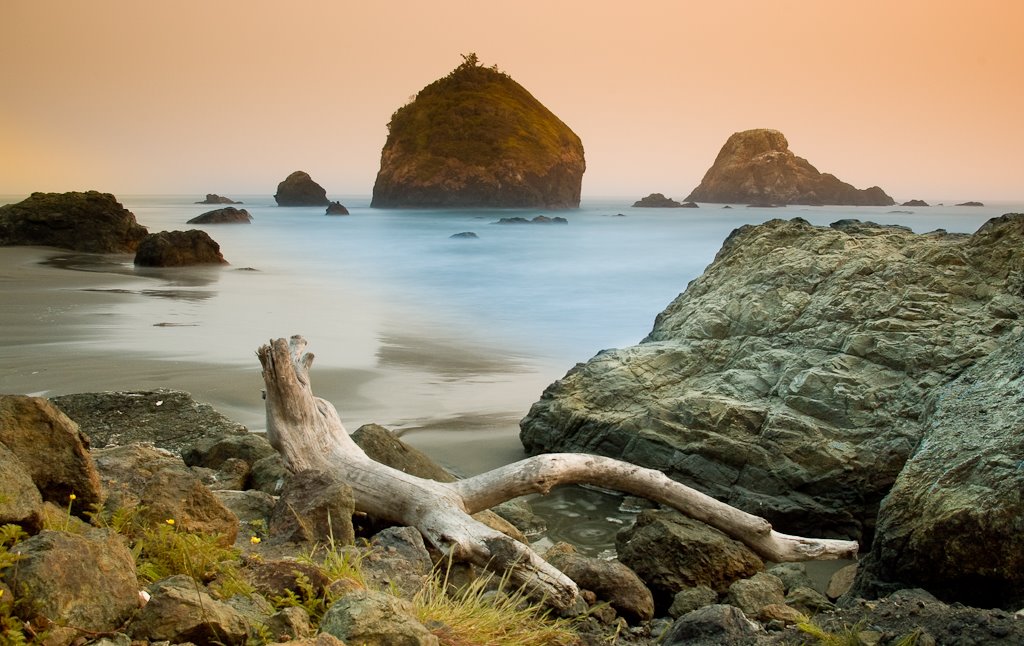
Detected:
[2,1,1022,203]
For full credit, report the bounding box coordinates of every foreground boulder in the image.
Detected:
[0,395,103,515]
[521,216,1024,543]
[371,54,585,209]
[5,530,139,641]
[615,510,762,612]
[187,206,252,224]
[852,320,1024,608]
[93,443,239,544]
[51,388,248,455]
[684,129,894,206]
[0,442,43,530]
[128,574,250,645]
[0,191,148,252]
[275,170,330,206]
[133,229,228,266]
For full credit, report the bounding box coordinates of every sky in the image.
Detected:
[2,0,1022,203]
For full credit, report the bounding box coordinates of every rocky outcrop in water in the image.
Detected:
[0,191,149,252]
[325,201,349,215]
[133,229,228,266]
[274,170,330,206]
[684,129,895,206]
[521,215,1024,553]
[187,206,252,224]
[371,55,585,209]
[632,193,697,208]
[195,194,241,205]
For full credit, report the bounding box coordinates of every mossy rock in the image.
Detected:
[371,54,585,209]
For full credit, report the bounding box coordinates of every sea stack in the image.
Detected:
[371,54,585,209]
[274,171,330,207]
[685,129,894,206]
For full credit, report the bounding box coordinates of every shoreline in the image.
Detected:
[0,246,547,476]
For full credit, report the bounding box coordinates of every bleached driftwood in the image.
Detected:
[258,335,858,612]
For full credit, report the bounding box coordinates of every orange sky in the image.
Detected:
[2,0,1021,202]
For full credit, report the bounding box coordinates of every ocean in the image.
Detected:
[2,193,1016,555]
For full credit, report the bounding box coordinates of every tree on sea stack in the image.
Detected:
[258,335,857,612]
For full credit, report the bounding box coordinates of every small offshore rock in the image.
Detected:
[325,201,350,215]
[957,201,984,206]
[901,199,930,206]
[133,229,228,266]
[632,193,684,207]
[195,194,242,204]
[274,170,330,206]
[187,206,252,224]
[449,231,478,239]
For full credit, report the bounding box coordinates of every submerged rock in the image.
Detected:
[521,215,1024,544]
[0,191,148,252]
[133,229,228,266]
[274,170,330,206]
[371,54,585,209]
[684,129,895,206]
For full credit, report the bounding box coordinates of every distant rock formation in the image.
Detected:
[371,54,585,209]
[0,191,148,253]
[957,201,984,207]
[901,199,929,207]
[274,171,330,206]
[133,230,228,266]
[632,193,697,208]
[493,215,568,225]
[195,194,241,205]
[521,215,1024,557]
[449,231,478,239]
[187,207,252,224]
[684,129,895,206]
[325,201,350,215]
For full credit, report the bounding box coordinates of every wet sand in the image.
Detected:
[0,246,546,476]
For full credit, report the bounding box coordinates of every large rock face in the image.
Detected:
[520,215,1024,543]
[0,191,149,252]
[274,170,330,206]
[852,314,1024,608]
[371,55,585,208]
[684,129,895,206]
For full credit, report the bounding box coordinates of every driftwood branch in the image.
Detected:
[258,335,858,612]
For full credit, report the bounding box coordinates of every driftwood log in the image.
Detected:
[258,335,858,612]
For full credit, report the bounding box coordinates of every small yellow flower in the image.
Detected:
[68,493,77,501]
[165,519,175,526]
[250,536,261,545]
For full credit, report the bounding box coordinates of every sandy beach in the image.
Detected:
[0,246,550,477]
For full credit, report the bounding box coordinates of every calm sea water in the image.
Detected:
[6,193,1016,555]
